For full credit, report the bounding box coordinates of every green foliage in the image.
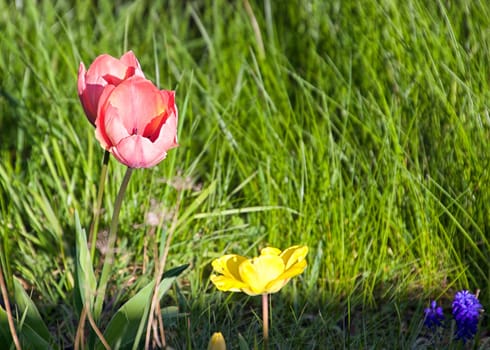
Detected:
[0,277,53,349]
[0,0,489,348]
[96,264,189,350]
[12,277,52,343]
[75,211,97,311]
[238,333,250,350]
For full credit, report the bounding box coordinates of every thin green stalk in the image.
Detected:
[93,167,134,321]
[89,150,111,262]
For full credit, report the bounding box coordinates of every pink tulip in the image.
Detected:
[95,76,178,168]
[78,51,145,125]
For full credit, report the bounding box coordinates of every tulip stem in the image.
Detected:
[0,265,21,350]
[262,293,269,350]
[93,167,134,321]
[89,150,110,262]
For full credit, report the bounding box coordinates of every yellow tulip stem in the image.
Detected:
[93,166,134,321]
[89,150,110,262]
[262,293,269,349]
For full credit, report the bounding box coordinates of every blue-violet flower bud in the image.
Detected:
[424,300,444,329]
[452,290,483,342]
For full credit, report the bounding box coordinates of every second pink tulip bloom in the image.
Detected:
[78,51,145,125]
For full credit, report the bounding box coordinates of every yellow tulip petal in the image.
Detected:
[239,255,285,295]
[264,256,308,294]
[210,274,247,292]
[260,247,281,256]
[212,254,247,280]
[280,245,308,270]
[277,259,307,280]
[264,278,290,294]
[240,286,258,296]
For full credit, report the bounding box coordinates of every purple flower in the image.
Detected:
[452,290,483,342]
[424,300,444,329]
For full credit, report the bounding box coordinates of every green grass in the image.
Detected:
[0,0,489,348]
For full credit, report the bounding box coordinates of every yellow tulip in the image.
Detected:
[207,332,226,350]
[210,245,308,296]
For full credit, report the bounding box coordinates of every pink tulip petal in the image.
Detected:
[96,84,116,120]
[78,62,95,124]
[102,75,123,86]
[85,54,129,84]
[143,113,166,141]
[119,51,145,77]
[106,77,166,135]
[152,109,178,149]
[77,62,86,96]
[159,89,175,106]
[78,62,102,124]
[82,82,106,124]
[109,109,177,168]
[101,104,132,146]
[142,91,176,140]
[112,135,168,168]
[95,85,117,149]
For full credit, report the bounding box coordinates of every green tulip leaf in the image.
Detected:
[0,303,53,349]
[0,306,12,345]
[75,211,97,309]
[12,276,52,343]
[96,263,189,350]
[238,333,250,350]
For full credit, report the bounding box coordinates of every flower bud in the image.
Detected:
[207,332,226,350]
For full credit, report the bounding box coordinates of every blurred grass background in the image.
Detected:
[0,0,489,348]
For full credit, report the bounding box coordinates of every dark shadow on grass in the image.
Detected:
[161,279,489,350]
